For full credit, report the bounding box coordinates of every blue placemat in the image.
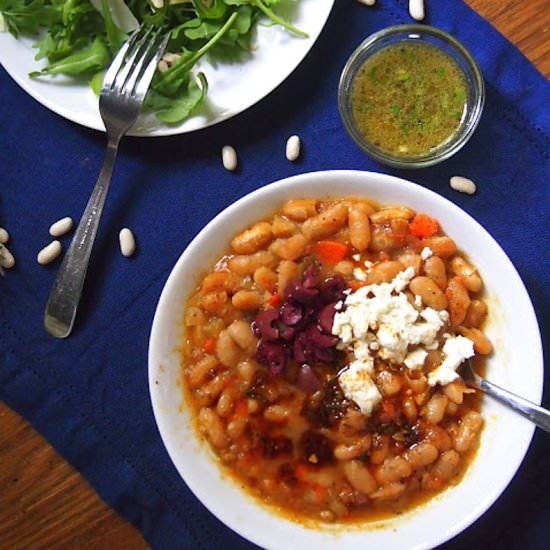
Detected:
[1,0,548,548]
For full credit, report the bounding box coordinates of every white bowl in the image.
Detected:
[148,170,543,550]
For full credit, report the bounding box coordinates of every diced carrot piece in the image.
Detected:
[312,483,327,505]
[313,240,349,264]
[203,337,217,354]
[268,293,282,307]
[380,399,398,421]
[409,214,439,238]
[294,463,311,482]
[233,399,248,419]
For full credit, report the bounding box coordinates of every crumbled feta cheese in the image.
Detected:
[404,348,428,370]
[352,253,361,261]
[420,247,433,260]
[332,266,448,364]
[353,268,367,281]
[428,335,475,386]
[338,360,381,415]
[414,294,423,308]
[364,260,373,269]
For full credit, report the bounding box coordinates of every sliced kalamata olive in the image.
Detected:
[254,309,280,340]
[308,325,338,348]
[319,276,347,303]
[297,364,323,394]
[313,345,334,363]
[285,279,319,304]
[280,300,304,326]
[279,324,296,341]
[251,321,261,338]
[256,341,287,376]
[293,331,312,363]
[318,302,338,334]
[302,265,319,289]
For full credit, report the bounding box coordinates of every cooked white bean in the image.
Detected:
[454,411,483,452]
[0,227,9,244]
[343,460,377,494]
[405,442,439,468]
[0,244,15,269]
[199,407,228,448]
[334,435,371,460]
[374,456,412,485]
[450,176,477,195]
[263,404,290,423]
[119,228,136,257]
[222,145,238,171]
[37,240,62,265]
[409,0,425,21]
[423,393,449,424]
[216,329,240,367]
[49,216,73,237]
[285,135,301,161]
[227,320,258,354]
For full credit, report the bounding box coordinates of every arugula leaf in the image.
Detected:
[154,11,238,96]
[191,0,228,21]
[225,0,307,37]
[147,72,208,123]
[31,36,111,77]
[0,0,59,36]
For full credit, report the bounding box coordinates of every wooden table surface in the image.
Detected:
[1,2,549,549]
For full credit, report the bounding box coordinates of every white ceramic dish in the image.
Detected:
[0,0,333,137]
[149,170,543,550]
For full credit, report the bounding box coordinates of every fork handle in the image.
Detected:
[479,378,550,433]
[44,137,120,338]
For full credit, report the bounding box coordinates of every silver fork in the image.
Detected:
[44,26,169,338]
[461,359,550,433]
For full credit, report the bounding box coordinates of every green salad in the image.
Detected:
[0,0,306,123]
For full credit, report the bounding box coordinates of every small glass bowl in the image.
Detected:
[338,24,485,169]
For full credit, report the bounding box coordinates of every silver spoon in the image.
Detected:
[461,360,550,433]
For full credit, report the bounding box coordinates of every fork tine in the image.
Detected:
[102,26,143,91]
[131,31,170,100]
[123,27,165,96]
[112,26,156,93]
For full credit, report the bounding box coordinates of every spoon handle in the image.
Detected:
[478,377,550,433]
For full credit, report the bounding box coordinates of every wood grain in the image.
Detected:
[465,0,550,76]
[1,2,548,548]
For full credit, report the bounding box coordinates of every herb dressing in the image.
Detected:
[350,41,469,157]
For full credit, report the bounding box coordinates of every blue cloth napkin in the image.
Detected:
[1,0,548,548]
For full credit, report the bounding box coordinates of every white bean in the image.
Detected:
[0,227,9,244]
[409,0,425,21]
[119,228,136,257]
[357,0,375,5]
[222,145,238,172]
[37,240,62,265]
[0,244,15,269]
[285,135,301,161]
[49,216,73,237]
[450,176,477,195]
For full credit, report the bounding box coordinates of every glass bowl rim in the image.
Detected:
[338,24,485,169]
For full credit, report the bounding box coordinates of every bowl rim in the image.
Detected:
[338,24,485,168]
[148,169,543,550]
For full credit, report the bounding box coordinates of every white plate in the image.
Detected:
[149,170,543,550]
[0,0,333,136]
